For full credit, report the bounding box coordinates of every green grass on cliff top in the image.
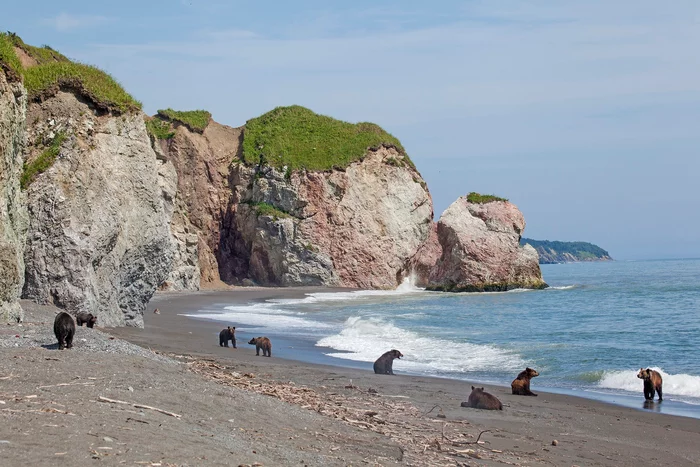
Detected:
[0,32,141,113]
[157,109,211,132]
[466,192,508,204]
[242,105,410,171]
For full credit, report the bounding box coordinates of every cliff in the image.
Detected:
[426,194,547,292]
[0,68,28,322]
[520,238,612,264]
[0,32,549,325]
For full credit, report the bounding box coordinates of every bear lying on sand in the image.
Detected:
[511,367,539,396]
[76,312,97,328]
[248,337,272,357]
[637,368,663,401]
[373,349,403,375]
[219,326,236,348]
[461,386,503,410]
[54,312,75,350]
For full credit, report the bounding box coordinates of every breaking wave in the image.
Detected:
[597,368,700,399]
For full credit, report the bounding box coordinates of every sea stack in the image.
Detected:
[427,193,547,292]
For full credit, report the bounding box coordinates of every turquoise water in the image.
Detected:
[184,259,700,417]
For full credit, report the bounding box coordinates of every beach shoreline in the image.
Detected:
[110,288,700,466]
[3,290,700,465]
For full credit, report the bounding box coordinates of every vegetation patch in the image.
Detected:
[21,132,66,189]
[0,33,22,79]
[23,62,141,113]
[145,117,175,140]
[157,109,211,133]
[247,202,291,221]
[242,105,411,172]
[466,192,508,204]
[0,32,140,113]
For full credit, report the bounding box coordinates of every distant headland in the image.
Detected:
[520,238,612,264]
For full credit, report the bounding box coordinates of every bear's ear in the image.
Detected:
[471,386,475,390]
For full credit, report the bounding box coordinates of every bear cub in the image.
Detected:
[511,367,539,396]
[461,386,503,410]
[373,349,403,375]
[76,312,97,328]
[248,337,272,357]
[637,368,663,401]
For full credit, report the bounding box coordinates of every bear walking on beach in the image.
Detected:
[248,337,272,357]
[219,326,236,348]
[373,349,403,375]
[461,386,503,410]
[511,367,539,396]
[76,312,97,328]
[54,312,75,350]
[637,368,663,401]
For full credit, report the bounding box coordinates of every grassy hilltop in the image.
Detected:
[521,238,612,264]
[241,105,412,172]
[0,32,140,113]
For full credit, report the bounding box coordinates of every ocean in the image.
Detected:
[182,258,700,418]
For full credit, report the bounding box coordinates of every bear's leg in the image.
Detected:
[232,338,236,349]
[66,329,74,349]
[58,338,65,350]
[256,345,260,356]
[657,385,663,401]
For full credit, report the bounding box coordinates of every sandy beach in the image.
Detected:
[2,289,700,466]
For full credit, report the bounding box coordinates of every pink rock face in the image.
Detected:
[427,196,546,292]
[405,222,442,287]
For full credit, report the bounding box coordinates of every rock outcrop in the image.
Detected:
[0,71,28,323]
[427,196,546,292]
[152,120,240,288]
[21,92,175,326]
[222,146,434,288]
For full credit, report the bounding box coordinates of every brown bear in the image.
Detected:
[76,312,97,328]
[219,326,236,348]
[461,386,503,410]
[54,312,75,350]
[511,367,539,396]
[248,337,272,357]
[373,349,403,375]
[637,368,663,401]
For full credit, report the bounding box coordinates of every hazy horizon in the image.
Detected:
[5,1,699,261]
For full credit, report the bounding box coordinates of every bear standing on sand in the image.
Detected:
[54,312,75,350]
[219,326,236,348]
[511,367,539,396]
[461,386,503,410]
[373,349,403,375]
[76,312,97,328]
[248,337,272,357]
[637,368,663,401]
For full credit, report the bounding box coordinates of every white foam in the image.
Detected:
[548,285,577,290]
[598,368,700,398]
[316,316,525,374]
[268,276,426,307]
[180,303,332,331]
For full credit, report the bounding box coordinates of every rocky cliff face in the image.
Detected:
[427,196,546,292]
[221,146,434,288]
[0,71,28,323]
[21,92,176,326]
[153,121,240,289]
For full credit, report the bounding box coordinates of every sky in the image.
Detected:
[4,1,700,260]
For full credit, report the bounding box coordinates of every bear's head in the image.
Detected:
[248,338,257,345]
[390,349,403,359]
[470,386,485,392]
[89,315,97,325]
[637,368,651,380]
[526,367,539,378]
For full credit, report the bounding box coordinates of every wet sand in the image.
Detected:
[108,288,700,466]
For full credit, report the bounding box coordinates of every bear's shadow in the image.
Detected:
[642,400,662,412]
[41,343,61,350]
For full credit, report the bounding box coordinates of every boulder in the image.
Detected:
[427,196,547,292]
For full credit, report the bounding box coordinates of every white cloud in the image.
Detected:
[42,13,110,32]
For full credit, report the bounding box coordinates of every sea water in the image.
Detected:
[182,258,700,418]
